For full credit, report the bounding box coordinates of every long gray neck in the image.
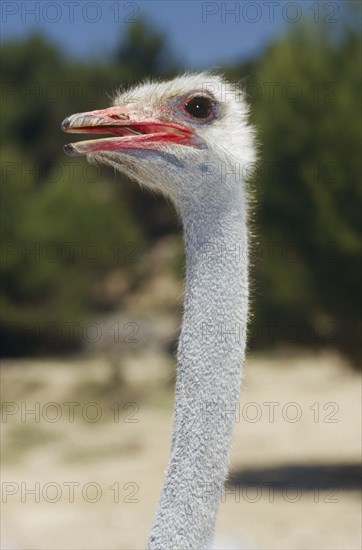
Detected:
[147,172,248,549]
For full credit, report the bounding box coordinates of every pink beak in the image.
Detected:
[61,106,194,156]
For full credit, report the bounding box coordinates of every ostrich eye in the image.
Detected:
[184,96,213,119]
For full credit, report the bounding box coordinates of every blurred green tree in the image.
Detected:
[1,34,144,355]
[1,18,360,366]
[244,23,361,365]
[115,18,180,79]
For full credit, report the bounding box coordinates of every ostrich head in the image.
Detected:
[62,73,255,210]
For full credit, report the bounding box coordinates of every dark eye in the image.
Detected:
[184,96,213,119]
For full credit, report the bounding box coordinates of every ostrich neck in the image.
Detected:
[147,174,248,549]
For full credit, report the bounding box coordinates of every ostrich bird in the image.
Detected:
[62,73,256,549]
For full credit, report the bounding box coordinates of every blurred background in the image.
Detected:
[1,1,361,549]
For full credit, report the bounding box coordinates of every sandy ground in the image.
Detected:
[1,350,361,550]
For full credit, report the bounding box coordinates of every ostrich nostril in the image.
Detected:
[108,113,130,121]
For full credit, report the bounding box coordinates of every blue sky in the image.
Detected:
[1,1,348,68]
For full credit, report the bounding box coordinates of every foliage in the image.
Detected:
[245,24,361,364]
[1,21,360,364]
[115,18,180,79]
[1,34,144,354]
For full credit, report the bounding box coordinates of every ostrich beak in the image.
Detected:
[61,106,195,156]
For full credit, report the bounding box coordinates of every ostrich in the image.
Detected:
[62,73,256,549]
